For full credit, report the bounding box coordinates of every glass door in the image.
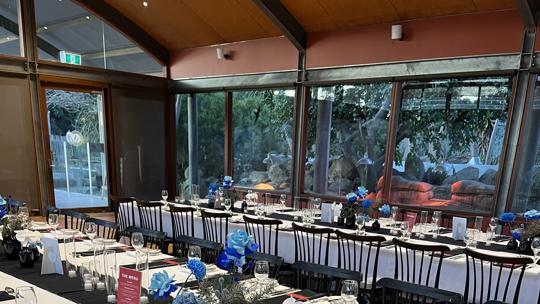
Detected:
[44,87,108,209]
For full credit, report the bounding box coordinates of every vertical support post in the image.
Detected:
[291,51,306,206]
[312,92,332,194]
[383,82,403,203]
[187,93,199,187]
[87,142,93,197]
[224,92,233,177]
[494,29,537,215]
[164,93,177,199]
[63,141,70,194]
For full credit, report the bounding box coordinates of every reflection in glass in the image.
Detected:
[0,0,21,57]
[392,77,511,213]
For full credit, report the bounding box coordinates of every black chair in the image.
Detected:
[201,209,231,244]
[336,230,386,303]
[170,205,196,254]
[463,248,532,304]
[377,278,463,304]
[246,251,284,279]
[292,222,333,265]
[243,215,282,255]
[45,205,59,224]
[292,261,363,296]
[110,195,137,237]
[62,209,88,232]
[7,198,24,214]
[174,235,223,263]
[137,201,163,232]
[392,238,450,288]
[85,217,119,240]
[125,227,166,252]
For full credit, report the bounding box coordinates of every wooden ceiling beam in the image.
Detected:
[515,0,539,30]
[74,0,168,66]
[252,0,306,52]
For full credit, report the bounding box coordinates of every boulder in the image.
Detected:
[404,154,425,181]
[455,167,479,181]
[442,176,458,185]
[479,169,497,185]
[249,171,268,184]
[268,165,286,186]
[328,178,354,195]
[328,156,359,181]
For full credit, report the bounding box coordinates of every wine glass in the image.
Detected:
[48,213,59,236]
[187,245,201,261]
[432,211,441,239]
[254,260,270,281]
[85,222,97,241]
[391,206,399,235]
[279,194,286,210]
[302,209,312,227]
[15,286,37,304]
[356,215,366,235]
[400,222,410,240]
[532,237,540,268]
[131,232,144,252]
[161,189,168,202]
[223,199,232,214]
[313,198,321,215]
[340,280,359,303]
[488,217,498,245]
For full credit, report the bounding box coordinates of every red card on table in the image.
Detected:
[117,267,142,304]
[404,212,417,232]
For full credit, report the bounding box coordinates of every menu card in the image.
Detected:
[117,267,142,304]
[404,212,417,232]
[452,217,467,240]
[320,203,333,223]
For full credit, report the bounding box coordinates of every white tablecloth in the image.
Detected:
[122,202,540,303]
[0,271,76,304]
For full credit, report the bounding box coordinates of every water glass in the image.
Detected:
[432,211,441,239]
[161,189,168,202]
[81,262,94,291]
[313,198,321,210]
[15,286,37,304]
[400,222,410,240]
[532,237,540,267]
[340,280,359,303]
[293,197,301,220]
[131,232,144,252]
[279,194,286,209]
[465,229,478,248]
[474,216,483,232]
[356,215,366,235]
[255,203,265,218]
[418,210,428,239]
[254,260,270,280]
[302,209,313,227]
[106,266,118,303]
[390,206,399,235]
[187,245,201,261]
[264,193,272,205]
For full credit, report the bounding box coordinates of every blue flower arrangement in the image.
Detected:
[511,228,522,241]
[500,212,516,223]
[216,230,258,272]
[346,193,357,204]
[0,196,7,219]
[173,291,203,304]
[149,271,178,300]
[379,204,391,217]
[361,199,373,209]
[208,183,218,196]
[355,186,368,199]
[524,209,540,221]
[222,176,233,190]
[187,259,206,281]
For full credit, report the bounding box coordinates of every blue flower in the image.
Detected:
[346,193,357,204]
[355,186,368,198]
[500,212,516,223]
[227,230,256,256]
[524,209,540,220]
[216,252,232,270]
[173,291,202,304]
[149,271,177,299]
[208,183,217,194]
[511,229,522,241]
[222,176,234,189]
[187,259,206,281]
[379,204,391,217]
[361,199,372,209]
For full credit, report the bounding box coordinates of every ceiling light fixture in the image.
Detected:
[216,47,230,60]
[43,26,48,30]
[85,16,90,20]
[142,1,148,7]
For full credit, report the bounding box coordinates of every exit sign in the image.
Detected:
[59,51,81,65]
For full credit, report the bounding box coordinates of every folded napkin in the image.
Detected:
[0,291,14,302]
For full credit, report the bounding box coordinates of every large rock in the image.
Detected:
[442,176,458,185]
[249,171,268,184]
[328,178,354,195]
[456,167,479,181]
[479,169,497,185]
[328,156,359,181]
[404,154,425,181]
[268,165,286,186]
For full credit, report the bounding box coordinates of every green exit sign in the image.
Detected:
[59,51,81,65]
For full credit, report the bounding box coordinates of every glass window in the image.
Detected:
[0,0,21,57]
[232,89,294,191]
[34,0,163,76]
[392,77,512,213]
[175,94,189,197]
[305,83,393,196]
[512,76,540,212]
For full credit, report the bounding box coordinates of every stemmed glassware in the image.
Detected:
[254,260,270,281]
[48,213,59,236]
[302,209,313,227]
[356,214,366,235]
[432,211,441,239]
[161,189,168,202]
[279,194,287,210]
[223,199,232,214]
[400,221,410,240]
[187,245,201,261]
[487,217,498,246]
[340,280,359,304]
[84,222,98,259]
[131,232,144,253]
[15,286,37,304]
[191,184,200,215]
[531,237,540,268]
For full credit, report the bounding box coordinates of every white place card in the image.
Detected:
[320,203,333,223]
[452,217,467,241]
[41,237,64,275]
[332,203,342,222]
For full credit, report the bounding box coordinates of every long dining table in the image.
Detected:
[123,200,540,304]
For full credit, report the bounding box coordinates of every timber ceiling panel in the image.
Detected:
[281,0,515,32]
[104,0,281,51]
